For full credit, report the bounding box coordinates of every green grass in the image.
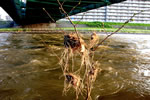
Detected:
[0,28,31,32]
[73,21,112,28]
[73,21,150,28]
[1,27,150,34]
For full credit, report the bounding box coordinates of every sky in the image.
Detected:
[0,7,10,20]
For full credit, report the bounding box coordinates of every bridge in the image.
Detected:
[1,0,126,25]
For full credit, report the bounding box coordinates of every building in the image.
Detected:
[5,16,13,21]
[0,15,3,21]
[60,0,150,23]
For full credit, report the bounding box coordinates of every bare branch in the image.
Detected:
[62,0,66,6]
[57,0,80,40]
[43,8,55,22]
[69,0,82,14]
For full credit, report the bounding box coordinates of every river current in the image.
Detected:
[0,33,150,100]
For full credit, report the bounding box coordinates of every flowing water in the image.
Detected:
[0,33,150,100]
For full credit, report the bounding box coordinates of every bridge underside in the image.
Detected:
[1,0,126,25]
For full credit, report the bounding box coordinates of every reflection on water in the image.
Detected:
[0,33,150,100]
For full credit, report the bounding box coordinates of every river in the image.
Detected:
[0,33,150,100]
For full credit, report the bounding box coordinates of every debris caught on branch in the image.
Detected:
[63,73,83,100]
[55,0,149,100]
[89,61,101,82]
[64,34,81,51]
[89,32,99,50]
[60,32,100,100]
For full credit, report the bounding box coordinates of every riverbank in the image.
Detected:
[0,27,150,34]
[60,27,150,34]
[1,21,150,34]
[72,21,150,30]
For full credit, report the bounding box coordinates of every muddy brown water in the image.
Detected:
[0,33,150,100]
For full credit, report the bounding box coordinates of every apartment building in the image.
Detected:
[60,0,150,23]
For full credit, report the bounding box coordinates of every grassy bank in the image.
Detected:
[60,27,150,34]
[1,21,150,34]
[73,21,150,28]
[1,27,150,34]
[0,28,55,32]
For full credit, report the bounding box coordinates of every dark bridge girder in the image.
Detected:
[1,0,26,24]
[1,0,126,25]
